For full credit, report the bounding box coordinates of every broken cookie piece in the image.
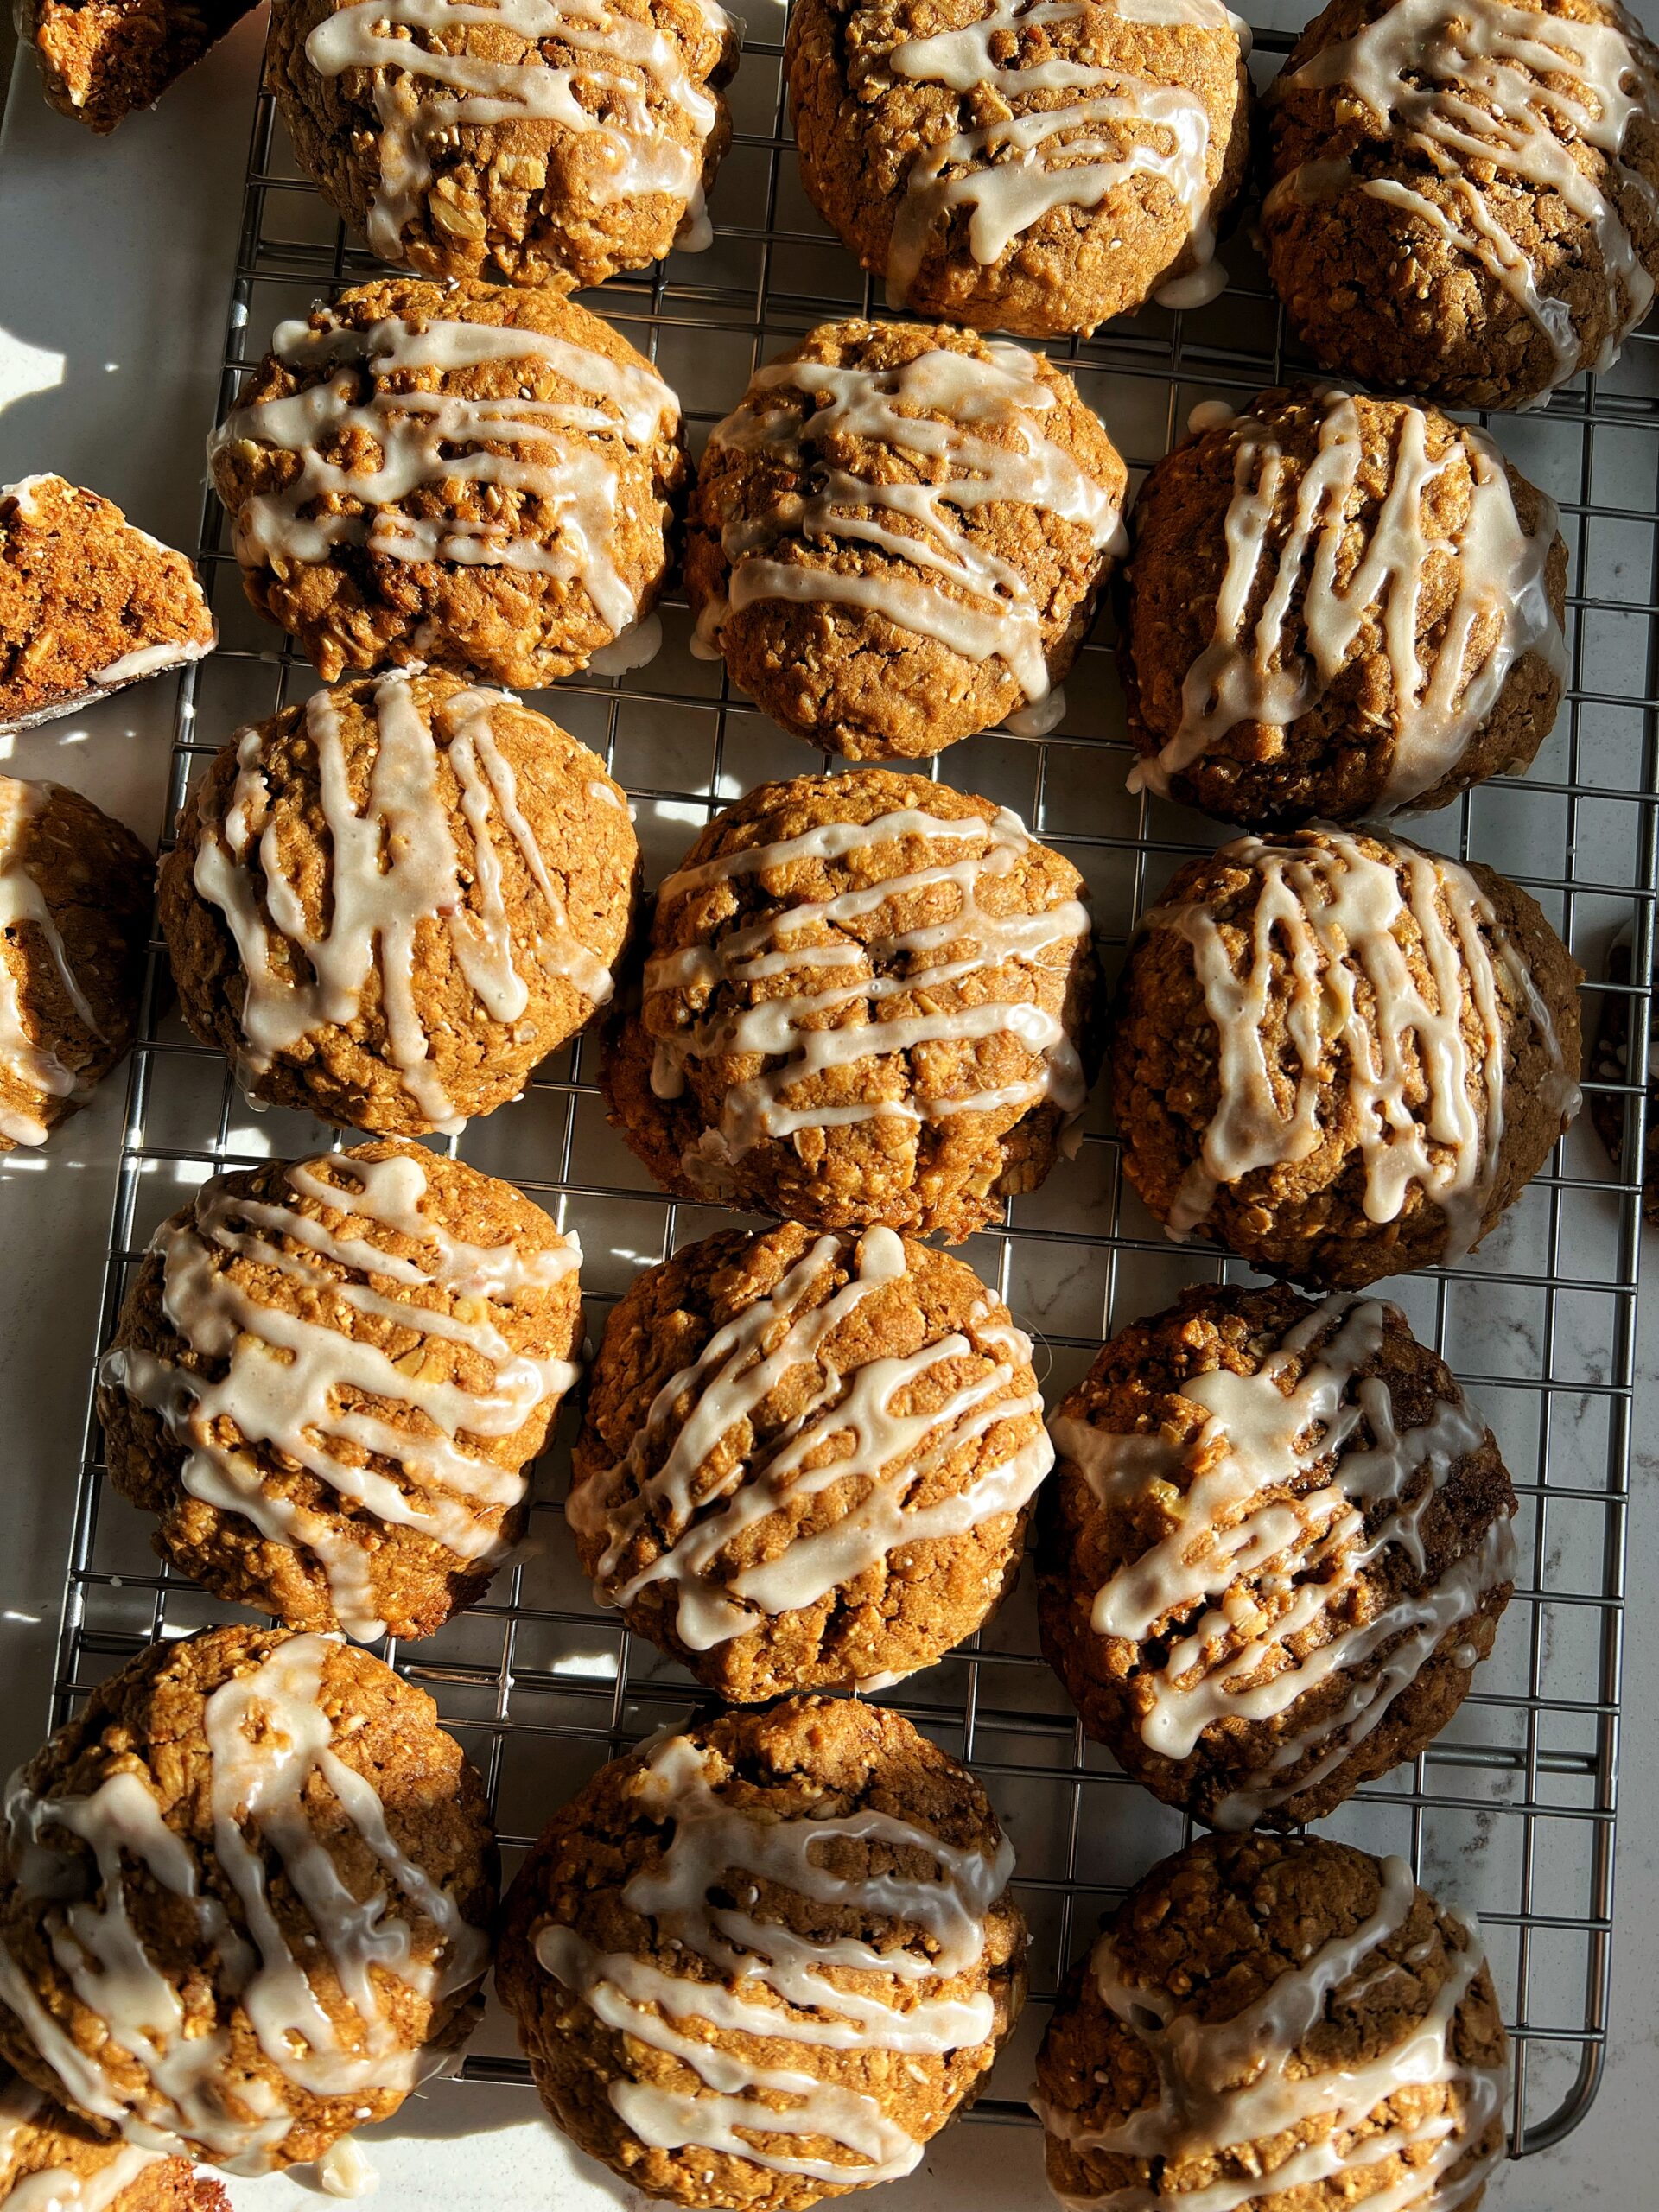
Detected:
[19,0,259,134]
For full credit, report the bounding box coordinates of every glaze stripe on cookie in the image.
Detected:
[569,1224,1052,1658]
[304,0,734,259]
[694,341,1125,730]
[99,1150,580,1643]
[1049,1292,1512,1830]
[1039,1855,1507,2209]
[645,802,1092,1172]
[536,1732,1015,2183]
[880,0,1243,314]
[0,1636,488,2172]
[211,310,679,635]
[1268,0,1659,392]
[0,780,106,1149]
[0,2076,160,2212]
[1130,391,1567,808]
[1142,828,1573,1254]
[192,670,616,1134]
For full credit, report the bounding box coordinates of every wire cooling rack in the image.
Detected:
[43,0,1658,2174]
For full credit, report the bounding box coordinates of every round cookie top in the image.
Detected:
[601,768,1099,1242]
[0,776,152,1154]
[161,667,638,1136]
[686,319,1128,760]
[569,1220,1051,1700]
[0,1627,495,2175]
[787,0,1253,338]
[1035,1834,1510,2211]
[1264,0,1659,410]
[266,0,739,289]
[99,1141,583,1643]
[1110,825,1581,1286]
[1039,1281,1516,1829]
[210,278,686,687]
[1122,387,1568,825]
[495,1696,1027,2209]
[1,2069,232,2212]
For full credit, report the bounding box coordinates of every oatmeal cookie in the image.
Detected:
[1122,387,1568,824]
[1035,1834,1510,2211]
[266,0,739,290]
[569,1221,1051,1699]
[0,776,152,1154]
[686,319,1128,760]
[0,1627,495,2175]
[99,1141,583,1643]
[160,667,638,1136]
[1263,0,1659,410]
[210,277,686,687]
[1110,825,1582,1286]
[1,476,213,734]
[19,0,257,132]
[601,769,1099,1241]
[788,0,1252,337]
[0,2072,231,2211]
[1039,1281,1516,1830]
[495,1696,1026,2209]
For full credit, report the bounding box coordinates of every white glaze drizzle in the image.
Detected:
[695,340,1124,709]
[880,0,1241,314]
[1141,828,1573,1256]
[1131,390,1567,808]
[99,1149,580,1642]
[1037,1855,1509,2211]
[191,671,617,1133]
[1271,0,1659,393]
[569,1225,1051,1656]
[534,1732,1014,2183]
[0,1635,488,2174]
[303,0,732,260]
[213,311,678,636]
[644,802,1092,1185]
[0,2075,161,2212]
[1048,1292,1512,1828]
[0,779,105,1149]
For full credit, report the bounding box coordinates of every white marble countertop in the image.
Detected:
[3,10,1659,2202]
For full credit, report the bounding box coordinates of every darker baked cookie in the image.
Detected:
[160,667,638,1136]
[687,319,1128,760]
[1035,1833,1510,2210]
[1122,387,1568,824]
[99,1141,583,1643]
[601,769,1100,1242]
[496,1696,1026,2209]
[19,0,258,131]
[267,0,739,289]
[1264,0,1659,410]
[0,1626,494,2173]
[1110,825,1581,1286]
[569,1220,1050,1699]
[211,277,686,686]
[0,775,152,1154]
[1039,1281,1516,1830]
[788,0,1252,336]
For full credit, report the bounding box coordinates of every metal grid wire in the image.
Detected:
[44,0,1659,2171]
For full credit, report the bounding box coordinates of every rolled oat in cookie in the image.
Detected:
[19,0,260,133]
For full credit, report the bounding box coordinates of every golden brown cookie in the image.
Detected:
[1263,0,1659,410]
[210,277,686,686]
[99,1141,583,1643]
[787,0,1252,337]
[1038,1281,1516,1829]
[1,476,213,733]
[0,776,152,1154]
[266,0,739,290]
[1110,825,1582,1286]
[569,1221,1050,1699]
[686,319,1128,760]
[160,668,639,1136]
[0,1626,495,2174]
[1035,1834,1510,2211]
[1122,388,1568,825]
[601,769,1100,1242]
[19,0,258,132]
[0,2071,232,2210]
[495,1697,1026,2209]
